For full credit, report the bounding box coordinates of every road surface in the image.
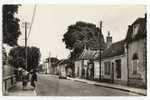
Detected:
[36,74,140,96]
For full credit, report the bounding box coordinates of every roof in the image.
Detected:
[58,59,71,65]
[125,16,146,43]
[79,49,98,60]
[95,40,125,60]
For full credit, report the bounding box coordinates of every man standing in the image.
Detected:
[30,70,37,90]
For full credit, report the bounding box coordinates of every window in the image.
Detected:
[133,24,140,37]
[132,53,139,74]
[104,61,111,75]
[132,60,138,74]
[115,59,121,78]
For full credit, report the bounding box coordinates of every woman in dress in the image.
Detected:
[22,70,29,90]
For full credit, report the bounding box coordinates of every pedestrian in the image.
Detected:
[30,70,37,90]
[22,70,29,90]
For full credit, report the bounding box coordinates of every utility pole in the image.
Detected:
[99,21,102,81]
[25,22,28,70]
[22,22,29,70]
[49,51,51,74]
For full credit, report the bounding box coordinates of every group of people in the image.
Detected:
[21,69,37,90]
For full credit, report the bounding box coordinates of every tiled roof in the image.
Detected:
[58,59,71,65]
[79,49,98,60]
[95,40,125,60]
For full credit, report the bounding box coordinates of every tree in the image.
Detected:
[3,5,21,46]
[62,21,105,60]
[8,46,41,71]
[2,47,7,65]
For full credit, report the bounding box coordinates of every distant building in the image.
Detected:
[42,57,59,74]
[57,59,73,78]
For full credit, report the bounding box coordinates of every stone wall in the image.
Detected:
[128,38,146,88]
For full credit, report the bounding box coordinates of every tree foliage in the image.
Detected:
[3,5,21,46]
[8,46,41,71]
[62,21,105,59]
[2,47,7,65]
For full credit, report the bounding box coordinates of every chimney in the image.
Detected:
[106,31,112,48]
[145,13,147,20]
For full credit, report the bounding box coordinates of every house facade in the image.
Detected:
[58,59,73,78]
[74,15,147,88]
[74,46,97,80]
[94,33,128,85]
[126,14,147,88]
[74,60,83,78]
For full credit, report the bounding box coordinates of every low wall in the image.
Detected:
[3,65,16,95]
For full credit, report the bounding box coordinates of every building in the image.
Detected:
[125,14,147,88]
[74,15,147,88]
[42,57,59,74]
[42,59,50,74]
[75,46,98,80]
[2,45,16,95]
[58,59,73,78]
[94,32,128,85]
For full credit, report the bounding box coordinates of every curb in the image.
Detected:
[68,78,146,96]
[94,83,146,96]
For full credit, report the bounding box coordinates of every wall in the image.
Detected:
[94,61,100,79]
[74,60,83,77]
[94,55,128,85]
[3,65,16,95]
[128,39,146,88]
[59,64,66,77]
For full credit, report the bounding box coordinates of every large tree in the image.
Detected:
[8,46,41,71]
[62,21,105,60]
[3,5,21,46]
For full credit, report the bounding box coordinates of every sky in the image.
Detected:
[17,5,146,62]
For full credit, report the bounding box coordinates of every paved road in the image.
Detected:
[36,74,140,96]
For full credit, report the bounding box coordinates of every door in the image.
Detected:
[111,62,114,83]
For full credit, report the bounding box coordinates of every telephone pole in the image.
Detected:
[99,21,102,81]
[49,51,51,74]
[25,22,28,70]
[22,22,29,70]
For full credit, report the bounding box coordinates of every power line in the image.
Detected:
[27,4,37,40]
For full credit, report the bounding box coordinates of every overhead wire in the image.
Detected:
[27,4,37,40]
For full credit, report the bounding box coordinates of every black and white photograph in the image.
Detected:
[1,3,147,96]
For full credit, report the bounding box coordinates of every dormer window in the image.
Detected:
[132,24,140,37]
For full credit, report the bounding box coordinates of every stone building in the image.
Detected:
[125,14,147,88]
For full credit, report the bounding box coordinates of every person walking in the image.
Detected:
[30,70,37,90]
[22,69,29,90]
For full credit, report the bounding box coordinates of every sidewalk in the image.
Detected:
[7,82,36,96]
[67,77,146,96]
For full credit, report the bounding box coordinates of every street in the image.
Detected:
[36,74,140,96]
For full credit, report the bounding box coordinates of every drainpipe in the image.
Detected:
[126,44,129,86]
